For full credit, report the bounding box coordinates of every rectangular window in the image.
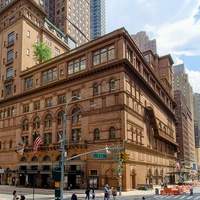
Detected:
[27,30,30,38]
[8,32,14,45]
[34,101,40,110]
[55,47,60,56]
[45,98,53,107]
[58,95,66,104]
[6,68,12,78]
[71,129,81,141]
[5,85,12,95]
[7,50,13,62]
[25,76,33,89]
[9,17,15,23]
[23,104,29,113]
[44,133,52,144]
[26,48,30,56]
[45,37,51,46]
[36,36,39,43]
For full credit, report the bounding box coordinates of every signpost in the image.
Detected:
[93,153,107,158]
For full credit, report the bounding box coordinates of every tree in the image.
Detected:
[32,42,52,64]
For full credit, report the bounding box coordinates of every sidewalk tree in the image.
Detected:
[32,42,51,64]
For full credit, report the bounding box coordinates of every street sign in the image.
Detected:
[93,153,107,159]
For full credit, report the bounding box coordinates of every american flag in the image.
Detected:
[33,132,43,154]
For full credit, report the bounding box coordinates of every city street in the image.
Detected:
[1,185,200,200]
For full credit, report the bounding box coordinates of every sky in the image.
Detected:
[106,0,200,93]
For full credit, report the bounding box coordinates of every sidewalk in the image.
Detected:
[0,184,161,196]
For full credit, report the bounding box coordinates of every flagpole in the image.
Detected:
[60,96,82,200]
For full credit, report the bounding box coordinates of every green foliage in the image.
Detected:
[32,42,52,64]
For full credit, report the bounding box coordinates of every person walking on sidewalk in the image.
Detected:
[13,190,17,200]
[85,187,90,200]
[104,184,110,200]
[190,184,194,195]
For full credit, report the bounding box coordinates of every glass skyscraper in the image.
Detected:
[90,0,106,40]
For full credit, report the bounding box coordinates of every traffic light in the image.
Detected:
[118,152,125,162]
[124,152,130,162]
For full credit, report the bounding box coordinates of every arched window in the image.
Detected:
[74,59,79,72]
[42,71,47,83]
[100,48,107,63]
[22,118,29,131]
[80,57,86,70]
[108,45,115,60]
[93,83,98,95]
[57,111,65,125]
[109,79,115,92]
[44,114,52,128]
[72,108,81,123]
[109,127,115,139]
[43,155,51,161]
[68,61,73,74]
[93,51,99,65]
[33,116,40,129]
[53,68,57,80]
[47,69,53,82]
[31,156,38,161]
[20,157,27,162]
[94,128,100,140]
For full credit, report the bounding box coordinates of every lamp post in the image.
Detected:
[60,96,82,200]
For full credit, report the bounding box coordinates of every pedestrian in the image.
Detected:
[92,189,95,199]
[21,195,25,200]
[71,193,77,200]
[190,184,193,195]
[13,190,17,200]
[104,184,110,200]
[112,188,117,200]
[85,187,90,200]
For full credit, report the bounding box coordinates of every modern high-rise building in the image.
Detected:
[131,31,157,55]
[90,0,106,40]
[193,93,200,170]
[39,0,91,46]
[173,64,195,170]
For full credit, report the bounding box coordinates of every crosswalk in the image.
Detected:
[147,195,200,200]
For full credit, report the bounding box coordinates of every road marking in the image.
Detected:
[173,196,180,199]
[186,196,193,199]
[195,197,200,200]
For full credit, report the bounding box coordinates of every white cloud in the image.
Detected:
[106,0,200,93]
[185,69,200,93]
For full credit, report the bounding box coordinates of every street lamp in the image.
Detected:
[60,96,82,200]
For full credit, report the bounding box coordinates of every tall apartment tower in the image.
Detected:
[37,0,91,46]
[131,31,157,54]
[174,90,193,177]
[90,0,106,40]
[173,64,194,113]
[173,64,195,168]
[193,93,200,169]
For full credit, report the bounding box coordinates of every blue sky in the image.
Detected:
[106,0,200,93]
